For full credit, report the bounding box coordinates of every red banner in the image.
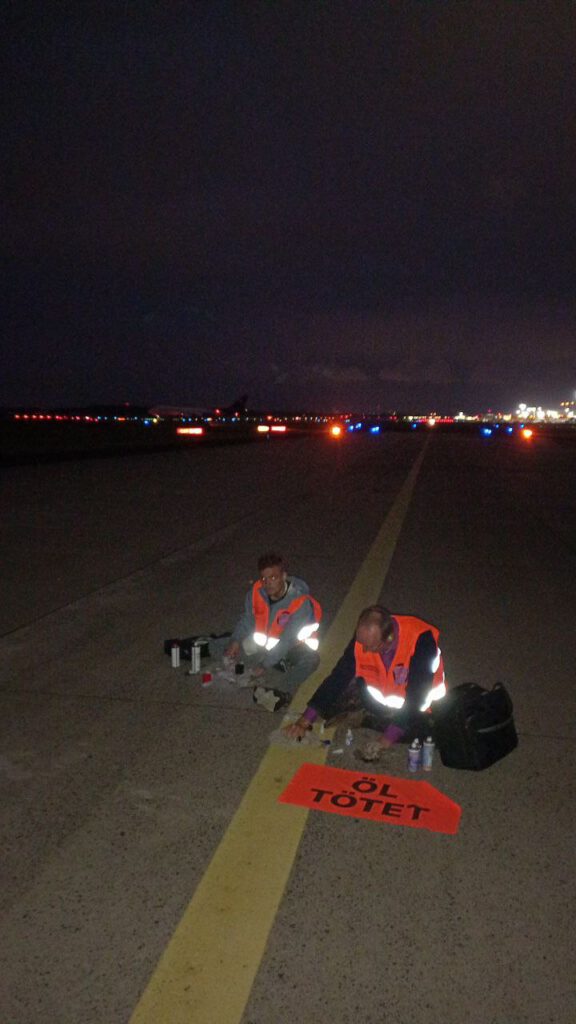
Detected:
[278,763,461,835]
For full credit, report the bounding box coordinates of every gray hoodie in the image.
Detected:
[231,576,319,667]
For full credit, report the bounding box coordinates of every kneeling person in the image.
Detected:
[224,552,322,708]
[285,604,446,748]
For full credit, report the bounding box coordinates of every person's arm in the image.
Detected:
[308,635,355,717]
[391,630,437,731]
[283,636,356,738]
[230,589,254,643]
[225,589,255,657]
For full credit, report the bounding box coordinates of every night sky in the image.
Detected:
[3,1,575,413]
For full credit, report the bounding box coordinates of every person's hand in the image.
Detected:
[224,640,241,660]
[283,714,313,741]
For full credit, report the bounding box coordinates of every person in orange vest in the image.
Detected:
[284,604,446,749]
[223,552,322,710]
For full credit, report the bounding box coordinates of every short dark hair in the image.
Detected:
[257,551,285,573]
[357,605,392,633]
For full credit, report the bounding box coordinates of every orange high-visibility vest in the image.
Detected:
[251,582,322,649]
[354,615,444,711]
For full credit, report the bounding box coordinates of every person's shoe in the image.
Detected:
[253,686,290,713]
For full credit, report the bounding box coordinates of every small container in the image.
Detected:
[422,736,435,771]
[201,671,212,687]
[407,739,422,772]
[345,727,354,747]
[171,643,180,668]
[234,662,245,676]
[190,643,201,674]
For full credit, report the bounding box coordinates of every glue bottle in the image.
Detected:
[407,739,422,772]
[422,736,435,771]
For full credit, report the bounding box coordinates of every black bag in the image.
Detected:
[163,635,226,661]
[433,682,518,771]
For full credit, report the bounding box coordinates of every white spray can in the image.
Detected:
[407,739,422,772]
[190,643,201,674]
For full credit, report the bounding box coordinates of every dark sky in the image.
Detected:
[3,0,575,412]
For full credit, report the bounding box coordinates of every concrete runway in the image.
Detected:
[1,429,575,1024]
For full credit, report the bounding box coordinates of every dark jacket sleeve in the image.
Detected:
[308,636,356,719]
[393,629,437,728]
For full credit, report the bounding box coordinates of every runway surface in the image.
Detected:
[1,429,575,1024]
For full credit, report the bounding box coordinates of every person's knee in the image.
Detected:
[289,644,320,669]
[306,648,321,672]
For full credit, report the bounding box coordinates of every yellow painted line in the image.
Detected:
[130,439,429,1024]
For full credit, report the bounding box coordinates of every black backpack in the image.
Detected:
[433,682,518,771]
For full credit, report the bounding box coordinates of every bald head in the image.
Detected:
[356,605,394,653]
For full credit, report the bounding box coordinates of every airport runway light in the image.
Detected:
[270,425,286,432]
[521,428,533,440]
[330,424,342,437]
[257,424,270,433]
[176,426,204,435]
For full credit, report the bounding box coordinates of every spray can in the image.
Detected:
[171,642,181,668]
[422,736,435,771]
[407,739,422,772]
[190,643,201,674]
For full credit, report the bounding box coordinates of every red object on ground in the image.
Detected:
[278,763,461,835]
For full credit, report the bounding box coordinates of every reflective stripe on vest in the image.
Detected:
[355,615,445,713]
[251,583,322,651]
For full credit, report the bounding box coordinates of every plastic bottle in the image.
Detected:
[407,739,422,772]
[171,642,180,668]
[422,736,435,771]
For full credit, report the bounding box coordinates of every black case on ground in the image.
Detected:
[163,634,230,661]
[433,682,518,771]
